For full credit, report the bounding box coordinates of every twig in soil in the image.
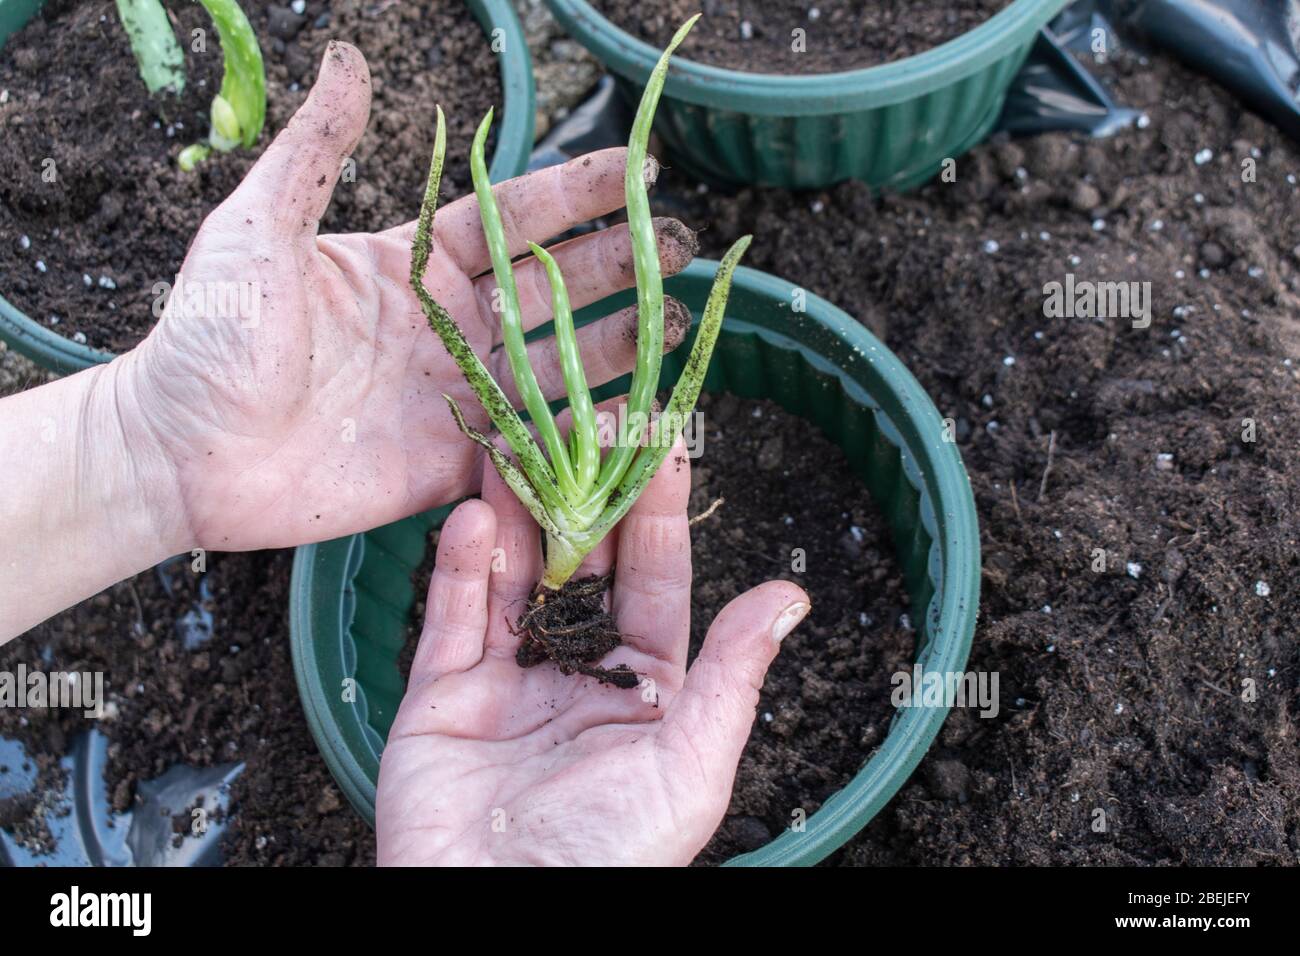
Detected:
[1198,678,1233,698]
[689,496,725,526]
[1038,430,1057,502]
[126,582,146,636]
[1009,481,1023,521]
[1151,590,1174,624]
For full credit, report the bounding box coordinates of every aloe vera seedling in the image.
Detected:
[409,16,750,687]
[178,0,266,170]
[114,0,265,171]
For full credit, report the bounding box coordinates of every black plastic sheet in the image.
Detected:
[997,1,1140,137]
[1106,0,1300,141]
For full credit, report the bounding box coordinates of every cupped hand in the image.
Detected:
[116,41,696,551]
[375,434,811,866]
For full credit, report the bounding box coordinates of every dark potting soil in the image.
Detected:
[0,0,502,352]
[399,391,912,865]
[593,0,1012,74]
[664,44,1300,863]
[0,549,375,865]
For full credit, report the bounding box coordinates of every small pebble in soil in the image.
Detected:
[1194,148,1213,165]
[983,239,999,254]
[1126,562,1143,579]
[1254,580,1270,597]
[1155,452,1174,471]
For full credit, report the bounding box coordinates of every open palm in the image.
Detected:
[118,41,693,551]
[376,438,810,866]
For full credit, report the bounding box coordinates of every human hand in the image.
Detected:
[114,41,696,552]
[374,433,811,866]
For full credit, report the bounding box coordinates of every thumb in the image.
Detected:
[230,40,371,238]
[661,580,810,785]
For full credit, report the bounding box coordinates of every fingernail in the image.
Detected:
[772,602,810,643]
[642,154,660,187]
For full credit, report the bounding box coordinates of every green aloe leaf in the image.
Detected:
[116,0,185,96]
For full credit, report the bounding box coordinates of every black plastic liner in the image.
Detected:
[1107,0,1300,141]
[0,731,240,866]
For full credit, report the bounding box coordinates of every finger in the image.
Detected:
[492,298,691,408]
[660,582,810,783]
[387,148,658,276]
[611,434,694,672]
[474,218,697,339]
[408,499,497,685]
[481,442,544,657]
[226,41,371,239]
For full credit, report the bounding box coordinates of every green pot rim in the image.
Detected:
[0,0,535,375]
[290,258,981,866]
[545,0,1068,117]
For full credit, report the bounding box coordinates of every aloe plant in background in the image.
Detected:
[116,0,186,95]
[409,16,750,686]
[115,0,266,171]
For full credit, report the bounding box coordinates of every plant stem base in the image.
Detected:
[513,573,639,689]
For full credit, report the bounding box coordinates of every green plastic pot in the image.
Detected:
[545,0,1067,190]
[290,259,981,866]
[0,0,535,374]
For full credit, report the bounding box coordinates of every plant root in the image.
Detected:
[513,573,640,689]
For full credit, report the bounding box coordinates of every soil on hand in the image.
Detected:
[0,0,503,352]
[515,574,640,689]
[594,0,1011,74]
[669,44,1300,863]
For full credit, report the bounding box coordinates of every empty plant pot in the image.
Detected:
[0,0,535,374]
[289,258,981,866]
[544,0,1068,190]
